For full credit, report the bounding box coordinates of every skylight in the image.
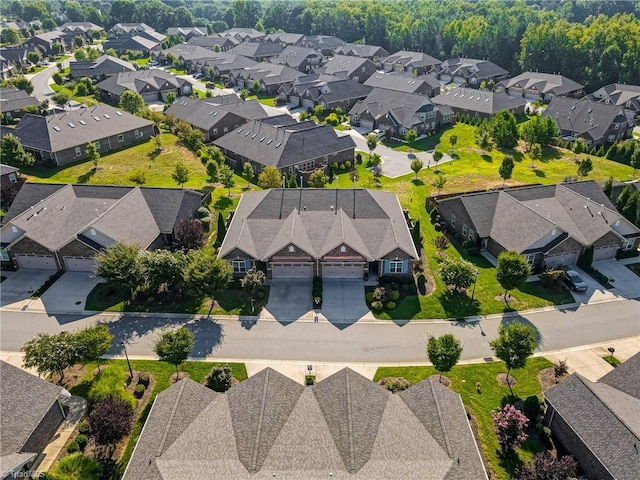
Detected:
[104,114,110,119]
[68,122,76,128]
[260,136,266,142]
[116,111,123,116]
[79,120,86,125]
[267,139,273,144]
[275,142,281,148]
[237,128,243,133]
[93,116,101,121]
[53,126,61,132]
[251,133,257,138]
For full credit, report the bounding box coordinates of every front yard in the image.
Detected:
[374,357,554,480]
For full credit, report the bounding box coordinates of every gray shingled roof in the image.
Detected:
[263,32,304,45]
[103,35,160,52]
[165,97,267,132]
[96,69,189,97]
[600,351,640,399]
[70,54,135,78]
[334,44,389,59]
[274,46,324,69]
[281,74,372,104]
[589,83,640,106]
[499,72,583,96]
[228,41,284,59]
[0,164,18,177]
[385,50,441,70]
[364,71,441,94]
[201,53,258,73]
[322,55,374,78]
[0,361,63,459]
[438,57,508,79]
[186,35,240,49]
[123,368,487,480]
[0,87,39,113]
[220,28,265,40]
[349,88,438,129]
[231,62,300,87]
[545,373,640,480]
[219,189,418,261]
[432,87,526,115]
[213,118,355,169]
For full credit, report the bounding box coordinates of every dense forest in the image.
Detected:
[3,0,640,89]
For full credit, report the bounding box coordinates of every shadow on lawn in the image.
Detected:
[481,154,493,162]
[214,196,233,210]
[497,448,524,478]
[76,167,96,183]
[437,290,480,318]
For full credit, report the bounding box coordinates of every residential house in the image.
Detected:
[544,352,640,480]
[0,361,66,479]
[104,23,166,55]
[165,97,268,142]
[589,83,640,117]
[56,21,103,36]
[219,28,265,42]
[22,31,72,56]
[229,62,300,94]
[334,44,390,63]
[273,46,324,73]
[123,368,486,480]
[200,53,258,78]
[364,71,442,98]
[214,117,355,177]
[0,104,156,166]
[542,97,634,146]
[436,181,640,271]
[166,26,207,41]
[153,44,215,70]
[0,87,39,119]
[278,74,372,111]
[317,55,377,83]
[262,32,304,47]
[220,189,418,279]
[96,70,192,105]
[300,35,347,56]
[227,41,284,62]
[431,87,526,119]
[0,184,204,271]
[70,54,135,81]
[186,35,239,52]
[497,72,584,101]
[610,179,640,203]
[0,47,27,79]
[383,51,441,75]
[0,164,20,185]
[349,88,449,137]
[0,20,28,32]
[437,57,509,87]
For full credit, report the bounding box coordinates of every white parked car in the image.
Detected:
[371,129,385,140]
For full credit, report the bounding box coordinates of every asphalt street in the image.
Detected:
[1,299,638,363]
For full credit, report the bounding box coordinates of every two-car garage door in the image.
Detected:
[322,262,363,279]
[593,245,618,261]
[15,254,56,270]
[271,263,313,279]
[545,251,579,270]
[63,256,97,272]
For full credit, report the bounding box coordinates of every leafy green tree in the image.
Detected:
[139,250,185,294]
[307,168,329,188]
[369,153,382,167]
[490,323,538,394]
[437,257,476,292]
[499,155,515,187]
[2,76,34,94]
[218,164,235,195]
[232,0,262,28]
[86,142,100,169]
[205,364,233,392]
[153,327,194,376]
[490,111,519,149]
[449,134,457,154]
[164,92,176,106]
[239,88,249,100]
[75,324,113,373]
[314,104,325,117]
[52,72,63,85]
[432,174,447,195]
[405,129,417,152]
[27,50,41,64]
[529,143,542,167]
[74,48,87,62]
[216,211,226,245]
[432,150,443,170]
[603,177,614,199]
[206,160,218,182]
[0,133,35,167]
[630,147,640,177]
[22,331,80,382]
[257,166,283,189]
[577,157,593,178]
[496,251,531,300]
[410,158,424,178]
[242,162,254,187]
[51,42,64,56]
[119,90,146,115]
[89,397,134,448]
[183,248,232,312]
[240,267,266,296]
[476,125,493,153]
[95,243,142,298]
[172,162,189,187]
[366,133,378,157]
[427,334,463,383]
[52,93,69,109]
[1,28,23,45]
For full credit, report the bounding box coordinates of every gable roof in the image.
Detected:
[228,41,284,59]
[186,35,240,50]
[499,72,583,96]
[262,32,304,45]
[96,70,190,97]
[0,361,63,465]
[349,88,438,129]
[230,62,300,87]
[166,26,206,37]
[1,184,203,251]
[0,164,19,177]
[365,71,441,94]
[545,371,640,480]
[300,35,346,50]
[0,87,39,113]
[213,118,355,169]
[438,57,508,80]
[600,351,640,399]
[123,368,486,480]
[281,74,372,103]
[589,83,640,107]
[70,54,135,77]
[201,53,258,73]
[219,28,265,40]
[219,189,417,261]
[103,35,161,52]
[432,87,526,115]
[385,50,441,70]
[3,104,153,153]
[334,44,389,59]
[274,46,324,69]
[164,97,267,131]
[321,54,375,78]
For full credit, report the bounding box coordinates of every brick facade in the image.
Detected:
[546,237,583,256]
[58,239,97,258]
[593,231,622,249]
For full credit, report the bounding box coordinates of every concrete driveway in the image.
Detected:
[320,279,373,327]
[0,269,55,308]
[568,266,619,304]
[592,259,640,298]
[38,272,103,313]
[261,280,313,324]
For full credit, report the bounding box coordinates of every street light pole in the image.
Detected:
[121,341,133,382]
[300,175,303,188]
[470,269,478,302]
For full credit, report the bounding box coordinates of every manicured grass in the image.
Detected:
[603,355,621,367]
[166,66,187,74]
[388,133,444,152]
[51,83,98,106]
[246,92,277,107]
[130,57,151,66]
[374,357,553,480]
[70,359,247,478]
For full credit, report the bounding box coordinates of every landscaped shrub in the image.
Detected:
[305,375,315,385]
[137,372,150,387]
[66,441,79,453]
[380,376,411,393]
[78,421,90,434]
[331,162,338,169]
[522,395,542,421]
[89,397,134,447]
[409,284,418,294]
[386,301,396,309]
[48,453,101,480]
[199,216,211,231]
[355,153,362,164]
[389,290,400,301]
[365,292,374,302]
[195,206,210,219]
[344,161,351,168]
[371,301,383,311]
[134,384,145,399]
[577,245,594,271]
[75,434,88,450]
[554,359,568,378]
[540,269,566,290]
[205,364,233,392]
[401,284,410,292]
[372,286,387,303]
[417,273,426,294]
[434,222,442,232]
[87,367,136,409]
[339,163,346,170]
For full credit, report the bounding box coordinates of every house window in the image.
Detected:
[526,254,535,266]
[288,246,295,253]
[462,224,468,236]
[626,101,631,107]
[134,129,140,138]
[451,215,456,227]
[94,140,100,150]
[608,135,615,142]
[468,229,475,241]
[117,134,124,142]
[0,249,8,261]
[213,128,218,135]
[232,260,246,273]
[8,173,17,183]
[621,238,634,250]
[614,123,619,129]
[340,246,346,253]
[389,260,404,274]
[75,146,82,157]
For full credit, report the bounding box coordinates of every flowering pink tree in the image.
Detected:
[492,404,528,452]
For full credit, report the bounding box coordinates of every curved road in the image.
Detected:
[1,298,638,363]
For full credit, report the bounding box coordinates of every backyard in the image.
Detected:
[374,357,554,480]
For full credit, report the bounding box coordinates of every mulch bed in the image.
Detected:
[170,371,190,383]
[49,364,87,389]
[538,366,567,391]
[497,373,517,387]
[495,294,518,305]
[429,374,451,387]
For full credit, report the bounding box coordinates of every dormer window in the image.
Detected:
[340,246,346,253]
[288,246,295,253]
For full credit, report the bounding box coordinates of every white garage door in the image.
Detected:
[271,263,313,279]
[545,251,579,269]
[593,245,618,261]
[322,262,364,279]
[64,256,97,272]
[16,254,56,269]
[439,74,452,83]
[302,98,315,109]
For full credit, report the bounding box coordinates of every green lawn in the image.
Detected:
[70,359,247,478]
[385,133,444,152]
[603,355,621,367]
[51,82,98,106]
[374,357,553,480]
[247,92,277,107]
